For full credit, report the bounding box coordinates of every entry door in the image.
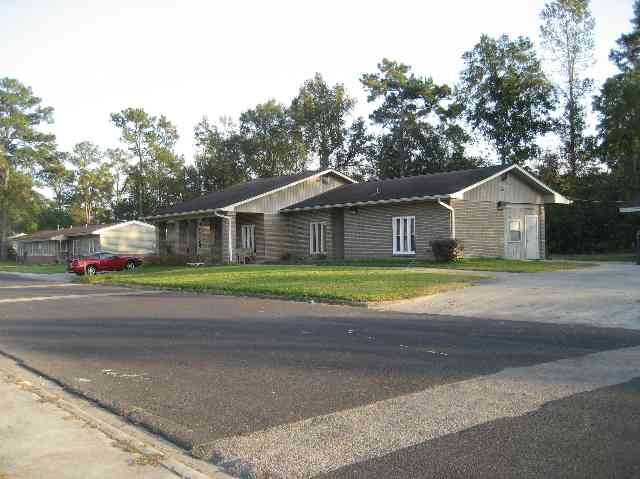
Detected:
[525,215,540,259]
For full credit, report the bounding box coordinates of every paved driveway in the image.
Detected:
[375,262,640,330]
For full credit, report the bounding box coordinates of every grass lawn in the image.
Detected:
[90,265,487,303]
[308,257,595,273]
[0,261,67,274]
[549,253,637,262]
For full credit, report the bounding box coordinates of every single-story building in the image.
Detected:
[14,221,156,264]
[146,165,569,263]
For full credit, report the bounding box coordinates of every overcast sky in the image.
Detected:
[1,0,635,163]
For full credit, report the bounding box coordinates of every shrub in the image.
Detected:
[281,251,292,262]
[430,239,464,261]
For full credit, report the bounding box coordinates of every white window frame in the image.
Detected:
[392,216,416,255]
[508,219,522,243]
[241,224,255,252]
[309,222,326,255]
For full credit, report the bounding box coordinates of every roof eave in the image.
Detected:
[620,206,640,213]
[281,194,452,212]
[144,207,230,221]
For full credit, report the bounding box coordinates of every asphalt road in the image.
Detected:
[1,271,639,478]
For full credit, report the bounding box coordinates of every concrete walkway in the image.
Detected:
[0,359,230,479]
[374,262,640,330]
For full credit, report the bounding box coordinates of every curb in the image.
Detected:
[88,280,371,308]
[0,352,233,479]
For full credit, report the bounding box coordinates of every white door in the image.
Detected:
[525,215,540,259]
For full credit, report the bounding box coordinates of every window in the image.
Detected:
[392,216,416,255]
[509,219,522,242]
[309,222,326,255]
[241,224,255,251]
[89,238,99,253]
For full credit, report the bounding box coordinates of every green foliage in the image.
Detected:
[459,35,555,165]
[361,59,478,178]
[430,239,464,261]
[594,72,640,196]
[90,264,483,303]
[110,108,184,217]
[290,73,356,169]
[0,261,67,274]
[547,201,639,254]
[540,0,595,179]
[68,141,113,224]
[609,0,640,72]
[239,100,308,177]
[0,78,57,258]
[187,117,249,197]
[593,4,640,198]
[105,147,132,221]
[40,152,75,211]
[311,258,589,272]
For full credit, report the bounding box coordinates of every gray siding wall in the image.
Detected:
[263,213,289,262]
[287,210,334,259]
[235,174,349,213]
[236,213,265,260]
[287,202,452,261]
[341,202,450,260]
[99,223,156,255]
[463,172,544,204]
[452,199,505,258]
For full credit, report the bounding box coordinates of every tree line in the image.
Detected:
[1,0,639,259]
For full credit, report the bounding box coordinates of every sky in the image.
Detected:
[0,0,635,165]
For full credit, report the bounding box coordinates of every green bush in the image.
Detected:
[430,239,464,261]
[547,203,640,254]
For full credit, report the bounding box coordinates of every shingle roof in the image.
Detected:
[15,224,110,242]
[149,171,321,218]
[283,165,507,210]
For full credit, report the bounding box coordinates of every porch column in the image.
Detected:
[220,212,236,264]
[155,222,163,255]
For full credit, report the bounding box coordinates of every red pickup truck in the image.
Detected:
[67,251,143,276]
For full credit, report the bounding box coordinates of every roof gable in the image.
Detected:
[146,169,355,219]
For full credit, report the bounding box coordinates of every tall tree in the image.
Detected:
[111,108,184,217]
[68,141,112,225]
[540,0,595,179]
[240,100,308,177]
[334,117,375,180]
[189,117,248,196]
[110,108,151,218]
[459,35,555,165]
[105,148,131,221]
[609,0,640,72]
[593,0,640,197]
[40,152,75,212]
[290,73,356,169]
[0,78,56,259]
[361,58,475,178]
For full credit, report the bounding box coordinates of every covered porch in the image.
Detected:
[155,212,265,264]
